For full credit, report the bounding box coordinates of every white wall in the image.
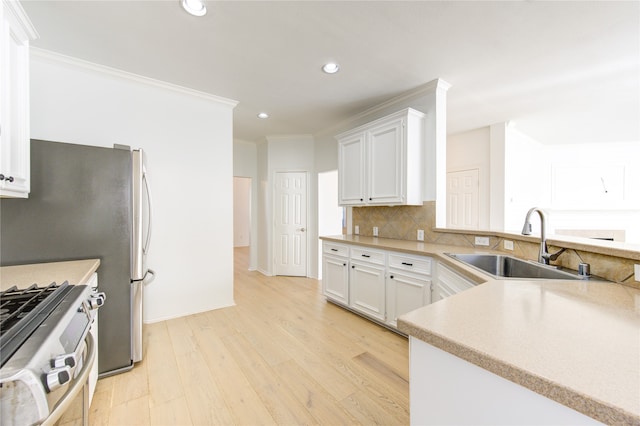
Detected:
[233,140,258,269]
[504,126,552,233]
[233,177,251,247]
[30,50,237,322]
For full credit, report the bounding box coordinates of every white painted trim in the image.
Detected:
[317,78,451,137]
[30,48,239,107]
[3,0,39,39]
[143,301,237,324]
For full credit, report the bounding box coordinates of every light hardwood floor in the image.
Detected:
[61,247,409,425]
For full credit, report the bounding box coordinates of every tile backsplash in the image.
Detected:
[352,201,639,289]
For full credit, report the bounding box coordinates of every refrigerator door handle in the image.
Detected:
[142,171,152,255]
[143,269,156,285]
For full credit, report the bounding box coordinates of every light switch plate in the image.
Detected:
[503,240,514,250]
[373,226,378,237]
[417,229,425,241]
[635,264,640,281]
[475,236,490,246]
[355,225,359,235]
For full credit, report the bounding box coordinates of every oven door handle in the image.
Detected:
[42,333,96,426]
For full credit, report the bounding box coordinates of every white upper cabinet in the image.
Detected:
[337,132,366,205]
[337,108,425,206]
[0,0,37,198]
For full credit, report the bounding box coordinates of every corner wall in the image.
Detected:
[29,50,237,322]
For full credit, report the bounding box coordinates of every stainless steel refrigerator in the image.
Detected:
[0,139,153,376]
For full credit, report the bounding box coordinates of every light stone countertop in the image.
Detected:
[321,235,640,424]
[0,259,101,291]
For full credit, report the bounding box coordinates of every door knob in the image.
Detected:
[298,228,306,232]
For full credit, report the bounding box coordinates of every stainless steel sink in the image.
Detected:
[446,253,583,280]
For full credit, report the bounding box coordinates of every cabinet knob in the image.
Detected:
[343,263,347,266]
[351,265,355,269]
[2,175,14,182]
[0,174,4,181]
[369,197,372,201]
[390,275,394,279]
[360,198,363,202]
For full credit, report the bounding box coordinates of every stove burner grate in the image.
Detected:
[0,282,72,368]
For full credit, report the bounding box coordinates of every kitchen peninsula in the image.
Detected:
[320,235,640,425]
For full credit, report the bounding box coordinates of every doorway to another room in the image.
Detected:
[318,170,344,280]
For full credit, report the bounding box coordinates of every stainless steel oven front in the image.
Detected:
[0,282,105,425]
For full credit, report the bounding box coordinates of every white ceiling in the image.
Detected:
[22,1,640,144]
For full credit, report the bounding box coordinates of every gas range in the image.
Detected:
[0,282,105,425]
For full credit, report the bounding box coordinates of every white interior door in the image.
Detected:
[275,172,307,276]
[447,169,479,229]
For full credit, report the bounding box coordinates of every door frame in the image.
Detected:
[272,169,310,277]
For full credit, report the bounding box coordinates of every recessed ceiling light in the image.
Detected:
[257,112,269,119]
[322,62,340,74]
[181,0,207,17]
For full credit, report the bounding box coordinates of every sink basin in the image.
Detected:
[446,253,583,280]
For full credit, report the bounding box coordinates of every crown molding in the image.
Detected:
[316,78,451,138]
[31,48,239,108]
[3,0,39,40]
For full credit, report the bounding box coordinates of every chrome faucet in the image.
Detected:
[521,207,565,265]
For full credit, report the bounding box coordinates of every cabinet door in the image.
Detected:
[338,133,365,205]
[322,255,349,305]
[387,272,431,328]
[367,118,404,204]
[435,263,476,301]
[0,3,32,198]
[349,261,386,322]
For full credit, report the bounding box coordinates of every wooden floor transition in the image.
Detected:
[60,247,409,425]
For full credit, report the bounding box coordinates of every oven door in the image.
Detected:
[42,332,96,426]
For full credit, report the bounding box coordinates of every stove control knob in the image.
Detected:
[53,353,77,369]
[45,366,72,392]
[88,292,106,310]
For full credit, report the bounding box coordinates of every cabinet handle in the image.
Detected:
[361,254,370,258]
[401,262,413,266]
[331,248,338,252]
[6,176,14,182]
[0,174,13,182]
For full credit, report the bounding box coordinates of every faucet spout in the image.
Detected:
[521,207,551,264]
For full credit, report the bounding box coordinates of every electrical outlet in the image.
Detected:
[475,236,490,246]
[373,226,378,237]
[417,229,425,241]
[354,225,359,235]
[503,240,514,250]
[635,264,640,281]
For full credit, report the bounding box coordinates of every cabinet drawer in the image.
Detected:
[350,247,386,265]
[323,242,349,257]
[388,252,432,275]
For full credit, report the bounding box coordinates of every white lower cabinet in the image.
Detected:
[322,242,350,305]
[322,240,436,332]
[387,271,431,328]
[349,259,386,322]
[434,262,476,302]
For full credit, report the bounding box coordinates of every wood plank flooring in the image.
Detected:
[60,247,409,425]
